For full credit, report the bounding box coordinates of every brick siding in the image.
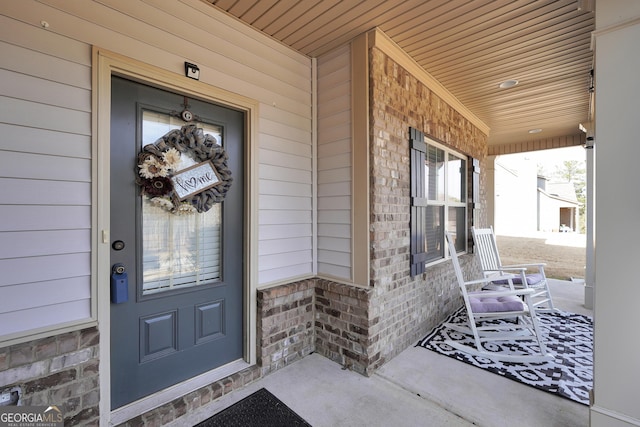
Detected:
[366,47,488,367]
[257,279,316,376]
[0,328,100,426]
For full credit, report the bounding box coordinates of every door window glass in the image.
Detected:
[141,111,222,295]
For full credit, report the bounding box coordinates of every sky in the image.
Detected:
[501,146,586,179]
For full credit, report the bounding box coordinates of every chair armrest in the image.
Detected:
[502,263,546,268]
[462,276,526,288]
[484,267,527,274]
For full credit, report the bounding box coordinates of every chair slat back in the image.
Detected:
[471,227,502,272]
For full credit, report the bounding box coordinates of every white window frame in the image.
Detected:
[423,137,468,267]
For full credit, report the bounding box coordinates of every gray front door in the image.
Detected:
[110,77,244,409]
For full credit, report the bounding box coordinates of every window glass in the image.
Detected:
[425,145,445,201]
[141,111,223,295]
[425,205,445,262]
[447,154,466,203]
[448,206,466,252]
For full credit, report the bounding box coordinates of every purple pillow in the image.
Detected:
[468,292,524,313]
[492,273,544,286]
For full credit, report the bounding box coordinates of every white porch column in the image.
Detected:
[584,138,594,309]
[591,1,640,425]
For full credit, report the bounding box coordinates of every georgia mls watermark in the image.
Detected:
[0,406,63,427]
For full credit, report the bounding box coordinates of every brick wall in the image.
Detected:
[257,279,315,376]
[314,280,373,375]
[366,47,489,366]
[0,328,100,426]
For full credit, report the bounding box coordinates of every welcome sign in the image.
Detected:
[171,161,222,201]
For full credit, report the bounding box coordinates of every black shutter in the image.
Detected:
[410,127,428,277]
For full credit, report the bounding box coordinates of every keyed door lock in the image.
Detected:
[112,240,125,251]
[111,263,128,303]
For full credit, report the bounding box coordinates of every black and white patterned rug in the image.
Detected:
[417,308,593,405]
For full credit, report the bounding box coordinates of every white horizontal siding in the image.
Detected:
[0,69,91,111]
[318,223,351,238]
[260,180,311,197]
[259,224,312,240]
[319,152,351,171]
[0,301,91,337]
[259,148,312,171]
[260,134,311,158]
[316,45,352,281]
[0,15,92,342]
[0,253,91,287]
[318,210,351,224]
[3,277,90,314]
[260,250,312,270]
[259,210,312,224]
[0,124,91,158]
[0,207,90,231]
[0,40,91,89]
[318,182,351,197]
[0,151,91,181]
[1,97,91,135]
[317,196,351,211]
[259,164,312,184]
[318,236,351,252]
[0,179,91,205]
[259,237,312,255]
[257,264,313,285]
[0,0,313,340]
[317,250,350,268]
[259,195,312,211]
[0,230,90,259]
[318,167,351,183]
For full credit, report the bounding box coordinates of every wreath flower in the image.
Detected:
[162,148,181,168]
[176,203,198,215]
[150,196,174,210]
[139,155,166,179]
[141,176,173,197]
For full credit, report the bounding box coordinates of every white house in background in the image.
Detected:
[538,178,581,232]
[493,156,538,235]
[493,156,580,235]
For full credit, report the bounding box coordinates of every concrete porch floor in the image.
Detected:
[173,279,592,427]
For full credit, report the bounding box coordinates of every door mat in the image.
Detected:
[195,388,311,426]
[417,308,593,405]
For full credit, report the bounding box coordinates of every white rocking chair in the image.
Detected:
[471,226,557,312]
[444,231,554,363]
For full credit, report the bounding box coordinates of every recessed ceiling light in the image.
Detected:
[528,128,542,134]
[499,79,519,89]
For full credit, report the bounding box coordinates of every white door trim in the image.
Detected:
[93,47,258,425]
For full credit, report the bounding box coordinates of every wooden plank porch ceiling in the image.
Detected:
[205,0,595,153]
